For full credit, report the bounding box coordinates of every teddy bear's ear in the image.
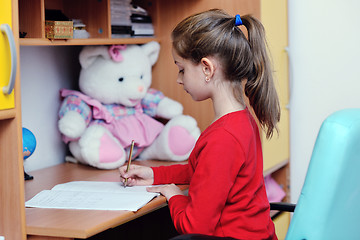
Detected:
[79,46,111,69]
[141,41,160,66]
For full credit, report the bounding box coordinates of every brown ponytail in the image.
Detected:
[172,9,280,139]
[242,15,281,139]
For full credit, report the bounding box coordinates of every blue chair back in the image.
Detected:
[286,108,360,240]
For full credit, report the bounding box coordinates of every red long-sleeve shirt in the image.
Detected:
[152,109,277,240]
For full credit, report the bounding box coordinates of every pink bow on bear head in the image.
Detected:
[108,45,127,62]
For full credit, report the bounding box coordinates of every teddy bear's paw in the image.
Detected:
[165,115,201,160]
[156,97,184,119]
[78,125,126,169]
[139,115,200,161]
[68,141,92,166]
[65,155,80,164]
[68,141,85,163]
[58,111,87,139]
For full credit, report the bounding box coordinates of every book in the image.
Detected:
[25,181,159,212]
[131,22,154,36]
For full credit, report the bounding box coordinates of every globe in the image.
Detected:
[22,127,36,160]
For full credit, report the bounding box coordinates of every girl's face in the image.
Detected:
[172,49,211,101]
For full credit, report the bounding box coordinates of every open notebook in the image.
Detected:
[25,181,160,212]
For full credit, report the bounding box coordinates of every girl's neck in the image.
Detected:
[211,83,245,122]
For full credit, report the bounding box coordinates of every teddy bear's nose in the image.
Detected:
[138,85,144,92]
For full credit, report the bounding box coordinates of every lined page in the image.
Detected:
[25,181,160,211]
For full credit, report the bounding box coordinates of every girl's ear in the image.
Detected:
[200,57,215,78]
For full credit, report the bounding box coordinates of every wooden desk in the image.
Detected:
[25,160,187,240]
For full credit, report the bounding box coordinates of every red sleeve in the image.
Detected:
[168,130,244,235]
[152,164,190,185]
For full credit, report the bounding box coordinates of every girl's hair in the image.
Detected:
[172,9,280,139]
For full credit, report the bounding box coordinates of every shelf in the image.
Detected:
[264,158,289,177]
[19,37,159,46]
[0,109,16,120]
[18,0,160,47]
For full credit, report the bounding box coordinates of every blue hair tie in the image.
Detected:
[235,14,243,26]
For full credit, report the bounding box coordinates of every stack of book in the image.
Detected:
[111,0,133,38]
[131,4,154,37]
[110,2,155,38]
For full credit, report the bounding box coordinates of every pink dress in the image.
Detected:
[59,88,164,149]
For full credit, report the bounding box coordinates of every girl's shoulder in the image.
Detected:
[200,109,258,143]
[210,109,253,129]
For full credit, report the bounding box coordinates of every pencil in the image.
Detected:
[124,140,135,187]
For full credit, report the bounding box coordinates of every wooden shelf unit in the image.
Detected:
[19,0,111,40]
[18,0,160,46]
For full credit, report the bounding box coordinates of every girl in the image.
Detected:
[119,9,280,240]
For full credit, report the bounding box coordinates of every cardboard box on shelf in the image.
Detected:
[45,21,73,39]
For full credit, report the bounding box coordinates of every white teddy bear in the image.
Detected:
[58,41,200,169]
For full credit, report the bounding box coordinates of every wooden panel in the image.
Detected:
[260,0,289,172]
[0,109,16,120]
[273,212,290,239]
[0,121,26,238]
[0,120,26,239]
[271,163,290,202]
[19,0,43,38]
[28,236,73,240]
[262,108,289,172]
[150,0,260,131]
[19,37,158,46]
[0,0,26,239]
[61,0,110,38]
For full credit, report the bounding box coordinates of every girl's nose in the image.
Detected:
[176,77,183,85]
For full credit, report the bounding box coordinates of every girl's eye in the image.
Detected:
[179,69,184,74]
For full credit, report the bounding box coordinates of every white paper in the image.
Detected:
[25,181,159,211]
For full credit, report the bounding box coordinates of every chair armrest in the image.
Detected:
[270,202,296,212]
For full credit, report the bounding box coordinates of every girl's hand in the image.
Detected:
[147,184,184,201]
[119,165,154,186]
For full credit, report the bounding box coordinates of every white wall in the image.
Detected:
[288,0,360,202]
[20,46,81,172]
